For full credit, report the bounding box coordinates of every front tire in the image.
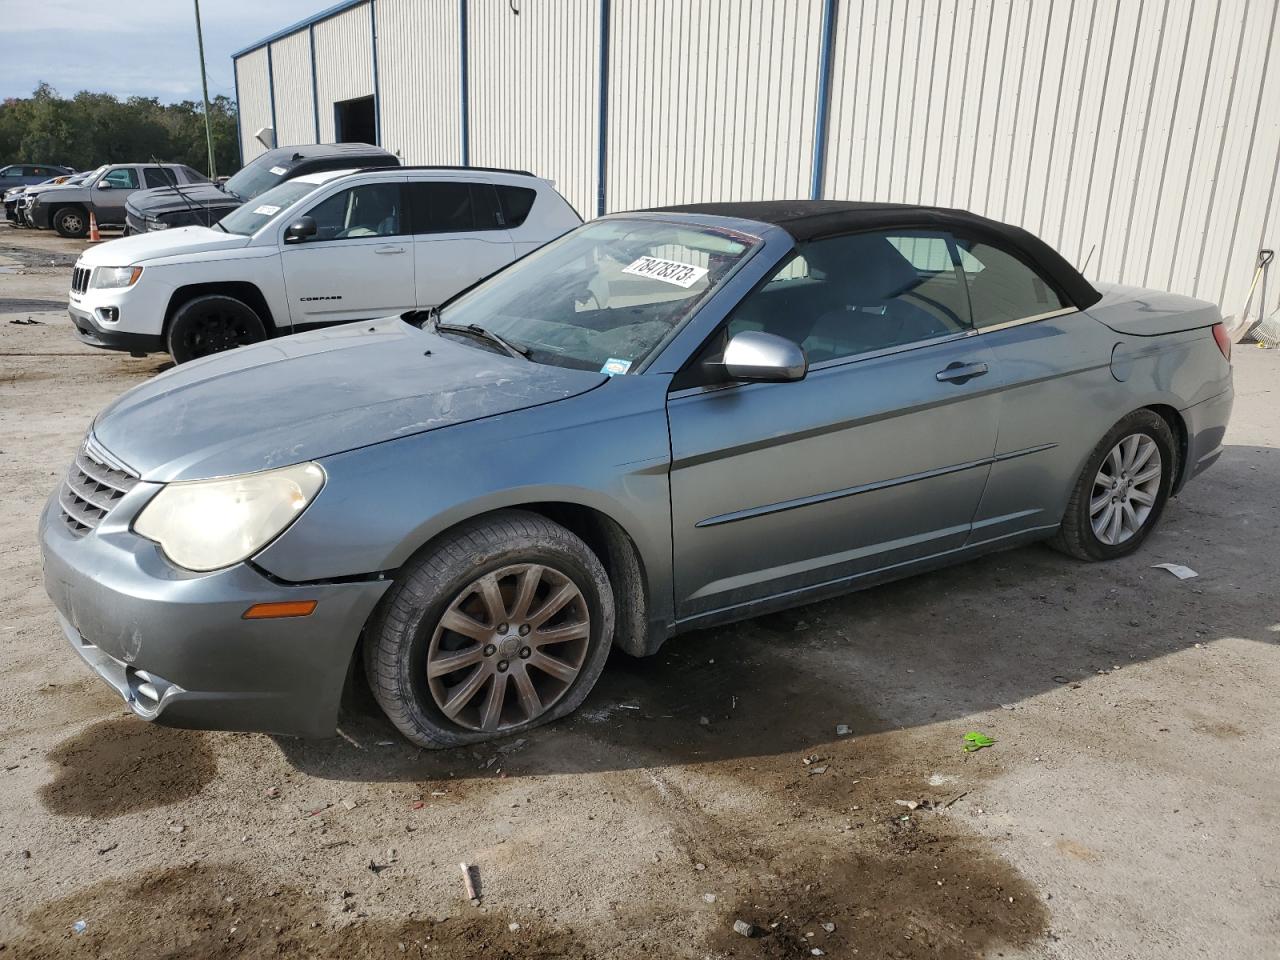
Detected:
[166,294,267,364]
[52,206,87,238]
[364,510,615,749]
[1051,409,1176,561]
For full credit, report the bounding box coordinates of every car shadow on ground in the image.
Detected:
[274,443,1278,784]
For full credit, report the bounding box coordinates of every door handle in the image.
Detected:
[374,245,406,255]
[936,361,989,384]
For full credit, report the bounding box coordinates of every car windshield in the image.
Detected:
[434,218,758,372]
[223,158,293,200]
[217,180,319,236]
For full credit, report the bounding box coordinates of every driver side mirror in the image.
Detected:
[713,330,808,383]
[96,181,112,189]
[283,215,317,243]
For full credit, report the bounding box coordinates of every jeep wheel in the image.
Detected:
[166,294,267,364]
[53,206,87,238]
[364,510,616,748]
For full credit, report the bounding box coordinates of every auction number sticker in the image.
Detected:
[252,204,281,216]
[269,166,288,175]
[622,256,708,288]
[601,357,632,376]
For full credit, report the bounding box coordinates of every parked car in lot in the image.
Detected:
[5,172,77,224]
[124,142,398,234]
[0,163,74,191]
[67,165,581,362]
[40,200,1233,746]
[29,163,204,237]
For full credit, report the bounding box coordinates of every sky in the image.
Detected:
[0,0,330,103]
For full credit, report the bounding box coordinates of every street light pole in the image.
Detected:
[194,0,217,180]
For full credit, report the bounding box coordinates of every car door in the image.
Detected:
[667,230,1000,621]
[951,235,1113,544]
[407,180,515,306]
[93,166,139,223]
[279,178,417,327]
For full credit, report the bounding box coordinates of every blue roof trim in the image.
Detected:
[231,0,368,60]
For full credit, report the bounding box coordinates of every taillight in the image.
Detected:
[1212,322,1231,362]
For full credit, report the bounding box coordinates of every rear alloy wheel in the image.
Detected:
[166,294,267,364]
[1051,409,1176,561]
[52,206,87,238]
[1089,434,1162,546]
[365,510,615,748]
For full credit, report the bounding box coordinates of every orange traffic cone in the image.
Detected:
[89,211,101,243]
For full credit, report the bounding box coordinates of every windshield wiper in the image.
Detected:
[433,317,530,361]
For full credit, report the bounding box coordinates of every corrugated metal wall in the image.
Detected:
[467,1,600,217]
[313,3,375,143]
[270,30,316,147]
[234,0,1280,314]
[376,0,463,164]
[607,0,825,210]
[233,47,273,163]
[822,0,1280,317]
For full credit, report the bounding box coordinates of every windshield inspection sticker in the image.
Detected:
[622,255,708,288]
[601,358,632,376]
[269,165,288,175]
[252,204,281,216]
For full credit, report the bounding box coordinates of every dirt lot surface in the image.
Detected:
[1,221,1278,958]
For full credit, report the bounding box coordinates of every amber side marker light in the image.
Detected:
[242,600,317,620]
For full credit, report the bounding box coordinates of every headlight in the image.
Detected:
[134,462,325,572]
[90,266,143,289]
[147,218,170,230]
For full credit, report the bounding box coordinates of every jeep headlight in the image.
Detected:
[90,266,143,289]
[134,462,325,571]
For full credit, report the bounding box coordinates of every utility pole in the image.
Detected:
[194,0,217,180]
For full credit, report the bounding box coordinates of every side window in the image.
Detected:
[143,167,176,189]
[953,238,1066,328]
[725,230,973,364]
[181,166,210,184]
[303,183,405,241]
[0,167,21,179]
[408,182,505,233]
[496,185,537,228]
[102,168,139,190]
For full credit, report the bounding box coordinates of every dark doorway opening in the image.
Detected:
[334,96,376,145]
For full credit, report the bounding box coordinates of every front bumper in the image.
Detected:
[39,485,391,738]
[68,301,165,354]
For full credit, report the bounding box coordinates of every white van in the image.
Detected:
[67,166,582,363]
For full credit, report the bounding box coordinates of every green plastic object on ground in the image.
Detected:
[963,731,996,752]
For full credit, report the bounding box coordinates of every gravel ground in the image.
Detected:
[1,222,1277,959]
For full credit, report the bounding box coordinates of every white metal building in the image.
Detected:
[233,0,1280,320]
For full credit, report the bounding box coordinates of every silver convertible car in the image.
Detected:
[40,201,1233,747]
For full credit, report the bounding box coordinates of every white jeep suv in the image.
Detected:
[67,166,581,363]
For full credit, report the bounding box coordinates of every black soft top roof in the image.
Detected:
[645,200,1100,309]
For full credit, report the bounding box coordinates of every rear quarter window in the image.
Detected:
[497,185,537,228]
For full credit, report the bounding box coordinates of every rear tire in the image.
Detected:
[166,294,267,364]
[364,510,615,749]
[52,206,87,238]
[1050,409,1176,561]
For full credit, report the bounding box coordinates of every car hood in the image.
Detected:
[127,182,237,216]
[79,226,252,265]
[92,316,608,482]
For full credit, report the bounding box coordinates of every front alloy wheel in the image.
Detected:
[426,564,591,733]
[365,510,615,748]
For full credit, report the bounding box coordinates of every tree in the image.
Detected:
[0,84,240,175]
